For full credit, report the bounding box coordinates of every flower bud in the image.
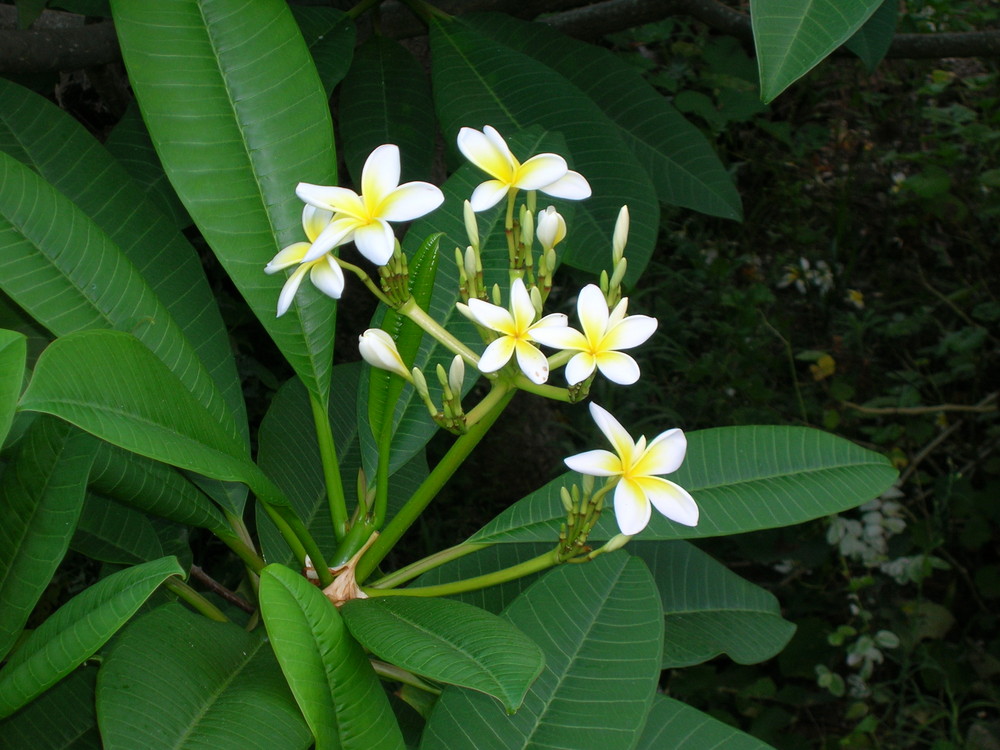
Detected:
[536,206,566,250]
[520,205,534,249]
[463,200,479,249]
[448,355,465,396]
[358,329,412,382]
[602,533,632,553]
[612,205,629,264]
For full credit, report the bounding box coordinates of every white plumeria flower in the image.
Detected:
[358,329,412,382]
[265,205,346,316]
[457,126,591,212]
[296,144,443,267]
[531,284,657,385]
[565,402,698,535]
[462,277,567,384]
[536,206,566,250]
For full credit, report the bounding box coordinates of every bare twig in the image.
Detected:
[843,397,998,416]
[189,565,255,615]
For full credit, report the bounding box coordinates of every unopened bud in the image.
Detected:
[603,533,631,553]
[529,285,543,318]
[610,258,627,290]
[520,205,534,250]
[536,206,566,250]
[492,283,502,306]
[463,200,479,250]
[358,329,412,382]
[612,205,629,264]
[560,486,573,513]
[448,355,465,396]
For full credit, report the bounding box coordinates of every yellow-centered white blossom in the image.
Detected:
[265,205,346,316]
[461,277,567,384]
[457,126,591,212]
[564,402,698,535]
[531,284,657,385]
[358,329,412,382]
[297,144,443,267]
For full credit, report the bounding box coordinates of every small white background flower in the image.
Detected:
[264,204,345,316]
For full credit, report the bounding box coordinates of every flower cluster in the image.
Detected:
[266,126,699,538]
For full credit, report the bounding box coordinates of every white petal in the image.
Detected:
[379,182,444,221]
[529,312,568,332]
[469,180,510,212]
[514,153,568,191]
[276,263,310,317]
[309,256,345,300]
[608,297,629,328]
[528,325,587,351]
[539,170,591,200]
[457,127,514,181]
[564,449,621,476]
[477,336,515,373]
[361,144,401,207]
[353,220,396,266]
[359,329,408,377]
[634,428,686,476]
[594,351,640,385]
[303,216,356,262]
[296,183,366,219]
[614,479,652,535]
[641,477,699,527]
[265,242,311,273]
[514,340,549,384]
[508,278,536,331]
[564,352,597,385]
[576,284,610,342]
[467,298,515,335]
[588,402,635,462]
[302,204,334,242]
[604,314,657,350]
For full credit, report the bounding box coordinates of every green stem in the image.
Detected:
[221,510,265,572]
[546,349,574,370]
[399,0,452,23]
[309,392,348,542]
[165,577,229,622]
[371,660,441,694]
[337,258,394,307]
[398,298,481,367]
[368,542,489,589]
[345,0,384,20]
[364,549,560,598]
[513,374,573,402]
[356,388,516,582]
[463,382,512,428]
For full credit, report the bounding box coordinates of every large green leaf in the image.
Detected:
[0,329,25,446]
[341,596,544,712]
[71,495,164,566]
[0,151,243,447]
[751,0,884,102]
[259,564,406,750]
[460,13,741,221]
[845,0,899,72]
[430,17,659,281]
[0,417,95,663]
[290,6,356,98]
[636,695,775,750]
[97,603,311,750]
[111,0,339,405]
[630,541,796,668]
[340,35,436,184]
[420,552,662,749]
[467,426,898,544]
[0,666,100,750]
[19,331,280,510]
[0,556,184,718]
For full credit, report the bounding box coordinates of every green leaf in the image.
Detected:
[97,602,311,750]
[636,694,775,750]
[0,555,184,718]
[0,666,100,750]
[430,17,659,281]
[259,564,405,750]
[111,0,339,405]
[460,13,741,221]
[71,495,164,566]
[752,0,884,102]
[290,6,356,98]
[0,417,96,663]
[845,0,899,72]
[629,541,796,668]
[0,151,244,449]
[468,426,897,544]
[421,553,662,748]
[19,331,279,509]
[341,597,544,712]
[0,329,25,446]
[340,35,436,184]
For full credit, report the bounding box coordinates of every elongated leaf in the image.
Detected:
[421,552,662,749]
[845,0,898,72]
[0,329,25,446]
[98,603,311,750]
[0,556,184,718]
[341,597,543,712]
[461,13,741,221]
[468,426,898,544]
[0,151,243,447]
[19,331,280,509]
[431,17,659,281]
[630,541,795,668]
[71,495,164,566]
[259,564,405,750]
[751,0,883,102]
[0,666,100,750]
[102,101,192,231]
[636,695,775,750]
[340,35,436,184]
[0,417,96,663]
[290,6,356,98]
[111,0,339,404]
